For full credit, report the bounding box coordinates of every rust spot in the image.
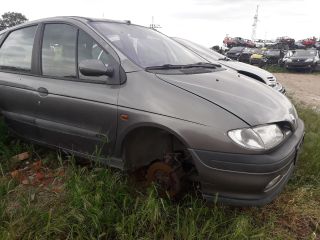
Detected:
[120,114,129,121]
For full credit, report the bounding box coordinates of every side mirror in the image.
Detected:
[79,59,114,77]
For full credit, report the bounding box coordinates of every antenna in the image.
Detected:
[150,16,161,29]
[251,5,259,41]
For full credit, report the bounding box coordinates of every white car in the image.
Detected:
[173,37,285,94]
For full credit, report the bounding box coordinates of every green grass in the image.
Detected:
[0,106,319,239]
[262,64,320,75]
[262,65,290,73]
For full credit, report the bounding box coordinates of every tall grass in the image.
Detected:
[0,105,319,239]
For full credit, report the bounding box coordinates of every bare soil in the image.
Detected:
[275,73,320,111]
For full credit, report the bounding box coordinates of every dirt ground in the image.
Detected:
[275,73,320,111]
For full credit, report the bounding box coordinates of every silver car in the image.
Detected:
[0,17,304,206]
[173,37,285,94]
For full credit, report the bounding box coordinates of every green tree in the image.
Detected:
[0,12,28,31]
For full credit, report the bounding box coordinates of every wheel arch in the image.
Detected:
[116,122,191,171]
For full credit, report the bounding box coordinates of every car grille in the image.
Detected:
[292,59,305,63]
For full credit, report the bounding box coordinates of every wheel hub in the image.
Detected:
[146,161,181,198]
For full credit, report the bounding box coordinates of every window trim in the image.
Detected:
[40,22,78,79]
[39,21,120,84]
[0,20,122,85]
[0,24,39,75]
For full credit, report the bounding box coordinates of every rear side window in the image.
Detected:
[0,26,37,72]
[42,24,77,78]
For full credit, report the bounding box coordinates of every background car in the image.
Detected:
[285,49,320,72]
[263,49,284,65]
[249,48,265,66]
[237,48,254,63]
[302,37,317,48]
[225,46,245,60]
[276,36,295,49]
[294,41,307,49]
[173,37,285,94]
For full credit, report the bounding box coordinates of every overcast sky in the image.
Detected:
[1,0,319,47]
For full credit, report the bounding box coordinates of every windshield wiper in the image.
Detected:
[145,62,221,71]
[145,64,185,70]
[185,62,221,68]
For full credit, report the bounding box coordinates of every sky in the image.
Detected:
[1,0,319,47]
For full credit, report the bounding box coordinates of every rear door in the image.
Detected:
[33,23,120,158]
[0,25,40,140]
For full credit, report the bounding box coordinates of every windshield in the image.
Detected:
[173,37,226,62]
[242,48,254,53]
[292,50,317,57]
[91,22,205,68]
[265,50,280,56]
[252,49,263,54]
[229,47,244,52]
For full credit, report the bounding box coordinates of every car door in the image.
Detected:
[33,23,120,158]
[0,25,40,140]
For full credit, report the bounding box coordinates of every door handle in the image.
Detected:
[37,87,49,96]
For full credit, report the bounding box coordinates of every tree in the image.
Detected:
[0,12,28,31]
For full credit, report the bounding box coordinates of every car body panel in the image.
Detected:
[115,70,250,156]
[156,70,293,126]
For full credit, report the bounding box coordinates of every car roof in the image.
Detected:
[0,16,132,34]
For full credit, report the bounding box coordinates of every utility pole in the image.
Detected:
[251,5,259,41]
[150,16,161,30]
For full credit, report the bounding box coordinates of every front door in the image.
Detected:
[33,23,120,158]
[0,25,40,140]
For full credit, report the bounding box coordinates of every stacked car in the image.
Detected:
[222,35,320,72]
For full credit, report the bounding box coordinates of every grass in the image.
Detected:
[262,64,320,75]
[262,65,290,73]
[0,106,319,239]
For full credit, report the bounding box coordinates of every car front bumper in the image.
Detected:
[273,82,286,94]
[250,58,264,65]
[286,62,314,69]
[190,118,305,206]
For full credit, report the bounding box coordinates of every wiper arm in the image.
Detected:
[145,62,221,71]
[185,62,221,68]
[145,64,185,70]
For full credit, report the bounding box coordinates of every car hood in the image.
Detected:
[156,70,293,126]
[218,60,275,82]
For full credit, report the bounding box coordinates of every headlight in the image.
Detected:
[228,124,285,150]
[286,59,292,63]
[305,58,313,62]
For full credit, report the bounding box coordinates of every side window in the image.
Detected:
[78,30,112,79]
[42,24,77,78]
[0,26,37,72]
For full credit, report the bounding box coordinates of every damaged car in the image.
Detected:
[0,17,304,206]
